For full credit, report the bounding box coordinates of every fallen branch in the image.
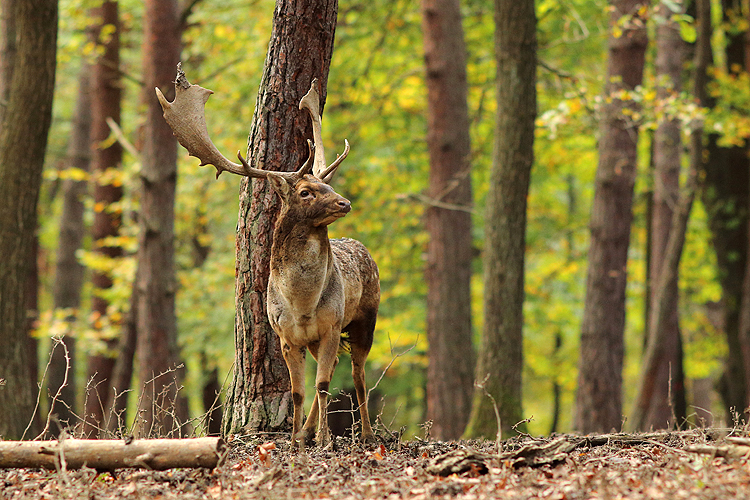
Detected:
[0,437,225,470]
[685,443,750,459]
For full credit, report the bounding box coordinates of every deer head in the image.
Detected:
[155,64,349,191]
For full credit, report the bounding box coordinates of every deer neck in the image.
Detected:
[270,214,335,305]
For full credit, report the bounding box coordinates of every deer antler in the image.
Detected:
[156,63,314,181]
[299,79,349,183]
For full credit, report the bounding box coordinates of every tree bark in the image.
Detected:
[136,0,186,438]
[736,0,750,412]
[48,64,93,435]
[703,0,749,419]
[421,0,475,440]
[223,0,338,435]
[0,0,16,125]
[464,0,536,439]
[0,0,57,441]
[574,0,648,434]
[84,0,124,437]
[637,0,687,430]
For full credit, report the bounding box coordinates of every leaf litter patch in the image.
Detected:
[3,429,750,499]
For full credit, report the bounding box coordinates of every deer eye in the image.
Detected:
[300,189,312,198]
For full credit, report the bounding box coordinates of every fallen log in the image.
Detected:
[0,437,225,470]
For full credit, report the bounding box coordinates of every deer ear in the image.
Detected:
[267,173,291,199]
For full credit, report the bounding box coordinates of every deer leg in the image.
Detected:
[301,345,339,444]
[311,330,340,446]
[280,340,306,445]
[350,343,375,444]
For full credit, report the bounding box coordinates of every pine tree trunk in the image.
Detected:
[0,0,57,441]
[574,0,648,434]
[703,0,750,419]
[48,64,92,434]
[136,0,185,437]
[223,0,338,435]
[421,0,475,441]
[84,0,124,437]
[464,0,536,439]
[639,0,687,430]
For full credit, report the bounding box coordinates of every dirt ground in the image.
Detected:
[3,429,750,499]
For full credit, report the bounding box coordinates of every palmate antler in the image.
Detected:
[298,79,349,183]
[155,63,348,183]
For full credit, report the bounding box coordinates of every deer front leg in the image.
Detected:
[301,350,338,443]
[280,339,306,445]
[310,329,340,447]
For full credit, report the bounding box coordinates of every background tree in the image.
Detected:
[631,0,710,431]
[222,0,339,435]
[47,64,92,434]
[136,0,186,437]
[465,0,536,439]
[84,0,124,437]
[421,0,475,440]
[702,0,749,417]
[635,0,687,430]
[575,0,648,434]
[0,0,57,440]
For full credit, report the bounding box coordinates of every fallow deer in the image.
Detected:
[156,66,379,446]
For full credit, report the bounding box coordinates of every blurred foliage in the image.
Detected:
[35,0,750,437]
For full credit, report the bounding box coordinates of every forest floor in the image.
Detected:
[3,428,750,499]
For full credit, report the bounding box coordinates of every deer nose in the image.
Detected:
[337,198,351,212]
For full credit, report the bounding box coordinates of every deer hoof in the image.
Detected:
[315,429,331,448]
[361,431,377,445]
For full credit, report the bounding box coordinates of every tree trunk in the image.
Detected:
[637,0,687,430]
[107,280,138,434]
[84,0,124,437]
[421,0,475,441]
[574,0,648,434]
[223,0,338,435]
[736,0,750,412]
[0,0,57,441]
[632,0,711,431]
[48,64,92,435]
[136,0,185,438]
[703,0,749,419]
[0,0,16,125]
[464,0,536,439]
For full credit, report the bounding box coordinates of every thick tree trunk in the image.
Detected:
[136,0,185,437]
[0,0,16,125]
[736,1,750,412]
[84,0,124,437]
[48,65,92,435]
[574,0,648,434]
[0,0,57,441]
[421,0,475,440]
[464,0,536,439]
[223,0,338,435]
[638,0,687,430]
[703,0,749,419]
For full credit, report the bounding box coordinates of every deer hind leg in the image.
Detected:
[280,339,306,445]
[350,342,375,444]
